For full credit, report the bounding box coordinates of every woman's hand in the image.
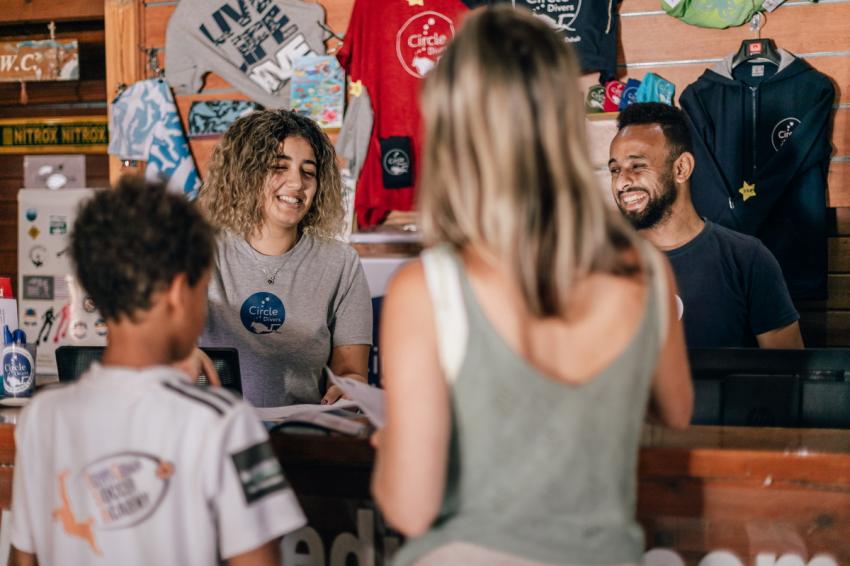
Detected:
[321,384,345,405]
[321,372,367,404]
[325,344,370,404]
[173,347,221,387]
[382,210,419,228]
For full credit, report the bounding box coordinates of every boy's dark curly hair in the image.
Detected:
[70,176,216,322]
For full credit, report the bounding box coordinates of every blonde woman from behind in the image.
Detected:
[371,7,693,566]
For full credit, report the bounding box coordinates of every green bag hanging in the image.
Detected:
[662,0,765,29]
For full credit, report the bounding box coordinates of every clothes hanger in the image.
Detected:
[141,47,165,80]
[732,38,781,68]
[317,21,344,54]
[731,5,781,68]
[317,21,344,42]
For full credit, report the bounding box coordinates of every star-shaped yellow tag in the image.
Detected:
[738,181,756,202]
[348,80,363,98]
[407,0,424,6]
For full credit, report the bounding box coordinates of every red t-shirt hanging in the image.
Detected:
[338,0,468,228]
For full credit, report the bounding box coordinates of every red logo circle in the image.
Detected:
[396,12,455,79]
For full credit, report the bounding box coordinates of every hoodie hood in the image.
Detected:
[708,48,802,81]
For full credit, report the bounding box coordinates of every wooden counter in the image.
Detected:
[637,426,850,565]
[273,425,849,565]
[0,421,846,565]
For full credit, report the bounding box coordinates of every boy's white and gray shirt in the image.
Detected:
[10,363,306,565]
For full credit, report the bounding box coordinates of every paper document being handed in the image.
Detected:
[254,400,359,422]
[327,368,385,427]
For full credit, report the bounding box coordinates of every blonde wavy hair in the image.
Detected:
[199,110,343,240]
[420,7,640,317]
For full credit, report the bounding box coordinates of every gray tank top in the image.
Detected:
[393,242,665,566]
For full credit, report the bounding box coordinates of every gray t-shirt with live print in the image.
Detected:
[165,0,327,109]
[201,231,372,407]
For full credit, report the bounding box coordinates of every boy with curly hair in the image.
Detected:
[9,177,305,566]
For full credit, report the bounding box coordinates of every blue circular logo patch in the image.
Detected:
[3,348,34,396]
[240,292,285,334]
[25,208,37,222]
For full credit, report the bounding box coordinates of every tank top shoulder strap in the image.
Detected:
[638,237,670,349]
[422,239,669,384]
[421,244,468,385]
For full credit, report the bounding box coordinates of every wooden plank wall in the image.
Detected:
[0,7,110,295]
[124,0,850,345]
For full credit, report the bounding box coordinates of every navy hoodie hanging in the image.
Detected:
[680,50,835,300]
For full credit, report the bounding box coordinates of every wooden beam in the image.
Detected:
[104,0,144,185]
[0,1,104,24]
[0,80,107,109]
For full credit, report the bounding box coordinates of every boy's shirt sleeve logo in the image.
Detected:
[231,441,289,504]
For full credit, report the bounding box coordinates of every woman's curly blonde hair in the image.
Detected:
[199,110,343,241]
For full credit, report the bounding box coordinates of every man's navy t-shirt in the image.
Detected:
[665,221,799,348]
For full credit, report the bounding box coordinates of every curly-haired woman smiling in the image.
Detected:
[198,110,372,407]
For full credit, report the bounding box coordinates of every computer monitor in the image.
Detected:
[55,346,243,396]
[689,348,850,428]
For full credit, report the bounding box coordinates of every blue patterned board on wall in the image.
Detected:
[188,100,263,138]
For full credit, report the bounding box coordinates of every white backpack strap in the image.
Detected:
[643,241,670,348]
[421,245,468,385]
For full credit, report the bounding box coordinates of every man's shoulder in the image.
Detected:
[703,222,772,260]
[707,222,761,248]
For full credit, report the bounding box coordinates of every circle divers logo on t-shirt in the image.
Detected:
[512,0,583,34]
[771,117,800,151]
[396,12,455,79]
[240,292,285,334]
[383,149,411,177]
[2,348,34,395]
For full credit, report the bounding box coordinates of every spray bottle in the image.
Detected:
[2,325,34,399]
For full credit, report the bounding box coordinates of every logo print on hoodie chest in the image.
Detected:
[771,117,800,151]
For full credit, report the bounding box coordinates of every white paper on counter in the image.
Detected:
[253,399,359,422]
[327,368,385,427]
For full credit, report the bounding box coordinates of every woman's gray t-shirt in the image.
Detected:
[202,232,372,407]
